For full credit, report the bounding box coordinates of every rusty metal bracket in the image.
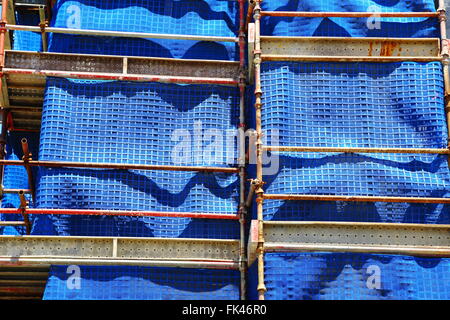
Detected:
[18,190,31,234]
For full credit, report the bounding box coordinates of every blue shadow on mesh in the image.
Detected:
[1,131,40,235]
[36,78,240,238]
[263,252,450,300]
[260,61,450,224]
[43,265,240,300]
[48,0,239,60]
[260,0,438,37]
[261,62,447,148]
[13,10,43,51]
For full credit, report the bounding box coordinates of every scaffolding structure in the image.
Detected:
[247,0,450,300]
[0,0,249,300]
[1,0,450,300]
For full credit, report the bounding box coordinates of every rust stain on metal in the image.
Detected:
[380,41,398,56]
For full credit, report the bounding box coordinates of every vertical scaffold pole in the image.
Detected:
[253,0,267,300]
[238,0,247,301]
[0,0,8,201]
[438,1,450,166]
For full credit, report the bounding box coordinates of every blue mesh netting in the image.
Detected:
[0,131,40,236]
[253,1,450,301]
[263,253,450,300]
[260,61,450,224]
[34,77,240,239]
[13,10,43,51]
[48,0,239,60]
[43,266,240,300]
[260,0,438,37]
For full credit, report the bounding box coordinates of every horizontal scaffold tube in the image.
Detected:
[0,235,241,269]
[264,194,450,204]
[0,208,239,220]
[264,146,450,154]
[260,11,439,18]
[3,25,239,43]
[261,55,443,62]
[0,159,239,173]
[3,69,239,86]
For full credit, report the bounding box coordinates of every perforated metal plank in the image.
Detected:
[3,51,240,85]
[0,236,240,269]
[259,37,441,62]
[248,221,450,265]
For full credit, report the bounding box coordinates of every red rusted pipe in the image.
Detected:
[0,159,239,173]
[245,0,255,32]
[3,69,239,86]
[18,190,31,234]
[0,0,8,68]
[0,208,240,220]
[264,194,450,204]
[21,138,36,204]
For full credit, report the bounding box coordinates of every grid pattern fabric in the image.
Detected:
[264,253,450,300]
[261,62,446,149]
[260,0,438,37]
[0,132,40,235]
[13,10,43,51]
[260,61,450,223]
[43,265,240,300]
[48,0,238,60]
[36,77,240,238]
[40,78,239,166]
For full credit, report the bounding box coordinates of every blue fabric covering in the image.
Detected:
[264,253,450,300]
[5,1,243,299]
[252,0,450,301]
[43,265,240,300]
[0,132,40,235]
[261,0,438,37]
[261,61,450,224]
[48,0,239,60]
[13,10,43,51]
[35,78,240,239]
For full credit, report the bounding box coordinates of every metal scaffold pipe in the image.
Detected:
[18,190,31,234]
[263,194,450,204]
[20,138,36,204]
[0,208,240,220]
[264,146,450,154]
[4,24,239,43]
[238,0,247,301]
[0,159,240,173]
[260,11,439,18]
[253,0,266,301]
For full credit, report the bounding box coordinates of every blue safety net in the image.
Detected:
[47,0,239,60]
[263,253,450,300]
[0,131,40,236]
[261,61,450,224]
[251,0,450,301]
[261,0,438,37]
[13,10,43,51]
[34,77,240,239]
[43,265,240,300]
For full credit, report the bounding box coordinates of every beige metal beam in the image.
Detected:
[248,221,450,265]
[0,235,241,269]
[259,37,441,62]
